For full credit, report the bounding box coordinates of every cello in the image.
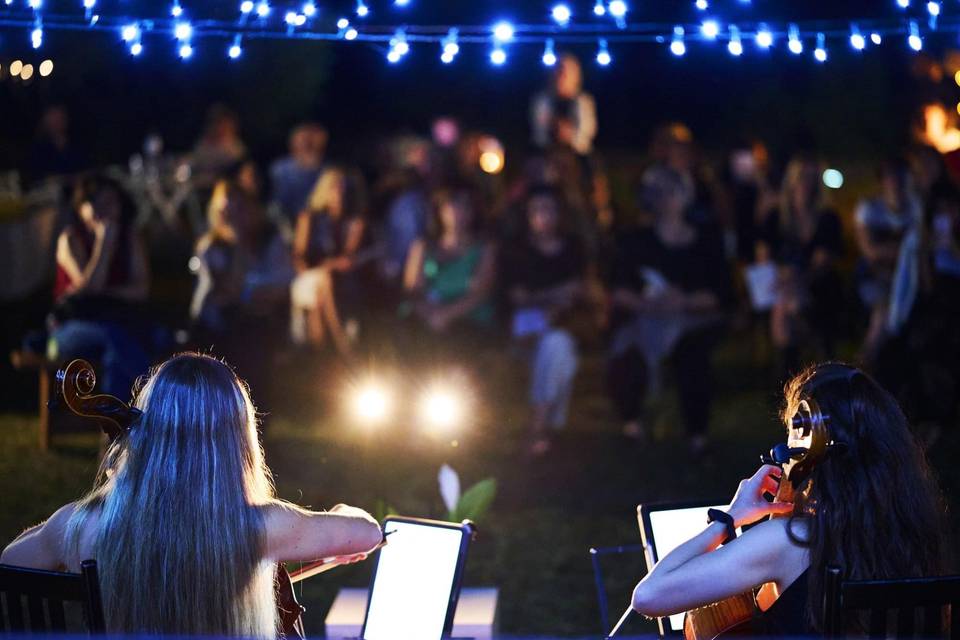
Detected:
[680,396,836,640]
[55,358,358,639]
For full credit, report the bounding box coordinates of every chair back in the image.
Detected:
[0,559,105,634]
[824,565,960,639]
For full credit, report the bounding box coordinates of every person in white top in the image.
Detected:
[530,54,598,157]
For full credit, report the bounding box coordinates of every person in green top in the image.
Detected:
[403,187,496,332]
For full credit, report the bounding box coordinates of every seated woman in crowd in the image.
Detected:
[631,363,947,635]
[608,166,731,455]
[403,187,496,334]
[290,166,367,354]
[757,156,844,375]
[1,352,382,637]
[503,186,587,456]
[190,174,292,391]
[854,158,923,362]
[46,173,150,396]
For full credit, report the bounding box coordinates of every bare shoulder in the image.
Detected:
[735,517,810,584]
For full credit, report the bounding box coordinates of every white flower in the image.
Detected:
[438,464,461,513]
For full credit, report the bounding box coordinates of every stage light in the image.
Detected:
[542,38,557,65]
[596,39,611,65]
[593,0,606,16]
[755,24,772,48]
[701,20,719,39]
[356,1,368,17]
[908,21,922,51]
[850,25,865,50]
[349,379,394,427]
[419,385,466,433]
[671,26,686,56]
[551,4,571,25]
[727,26,742,56]
[179,43,193,58]
[240,1,253,13]
[490,46,507,65]
[788,24,803,54]
[814,33,827,62]
[39,59,53,76]
[608,0,627,19]
[492,21,514,43]
[822,168,844,189]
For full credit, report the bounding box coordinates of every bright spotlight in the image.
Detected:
[350,380,394,426]
[419,386,466,433]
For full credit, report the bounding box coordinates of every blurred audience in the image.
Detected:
[191,105,248,190]
[270,122,329,224]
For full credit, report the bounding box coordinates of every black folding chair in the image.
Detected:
[0,559,105,634]
[824,565,960,639]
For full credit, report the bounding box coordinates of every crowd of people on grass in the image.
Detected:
[15,53,960,456]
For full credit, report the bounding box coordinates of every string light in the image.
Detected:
[814,32,827,61]
[174,21,192,40]
[228,34,242,58]
[387,29,408,63]
[170,2,183,18]
[83,0,95,9]
[593,0,606,16]
[441,28,458,63]
[130,40,143,55]
[395,0,410,6]
[927,1,940,16]
[301,2,316,17]
[850,24,865,50]
[551,4,571,25]
[492,21,514,43]
[336,17,349,29]
[344,26,357,39]
[608,0,627,19]
[670,25,686,56]
[255,1,270,18]
[542,38,557,65]
[121,22,140,42]
[179,42,193,58]
[788,23,803,54]
[727,25,743,56]
[239,1,253,14]
[596,38,611,65]
[871,32,882,44]
[695,0,708,10]
[27,0,41,9]
[355,0,368,17]
[908,20,922,50]
[896,0,910,7]
[31,22,43,48]
[701,19,719,39]
[756,24,773,48]
[490,45,507,65]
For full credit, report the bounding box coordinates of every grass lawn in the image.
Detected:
[0,336,957,637]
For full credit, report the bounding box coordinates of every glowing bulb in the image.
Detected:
[336,17,349,29]
[228,43,242,58]
[170,2,183,17]
[542,39,557,65]
[387,49,402,63]
[340,27,355,39]
[701,20,719,39]
[695,0,708,9]
[393,41,409,55]
[814,33,827,62]
[492,21,514,42]
[20,63,34,80]
[596,39,611,65]
[179,43,193,58]
[444,42,459,56]
[897,0,910,7]
[350,380,394,426]
[871,32,882,44]
[27,0,41,8]
[441,51,454,63]
[418,385,467,433]
[788,25,803,54]
[822,169,844,189]
[10,59,23,76]
[593,0,606,16]
[130,41,143,55]
[286,11,299,25]
[728,40,742,55]
[255,1,269,17]
[927,1,940,16]
[671,26,686,56]
[121,23,140,42]
[355,1,368,17]
[301,1,316,16]
[608,0,627,18]
[756,28,773,48]
[174,21,192,40]
[850,26,865,50]
[909,21,922,51]
[395,0,410,5]
[39,59,52,76]
[240,1,253,13]
[31,27,42,49]
[490,47,507,65]
[83,0,96,9]
[552,4,571,24]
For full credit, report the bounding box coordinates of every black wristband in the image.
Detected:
[707,508,737,545]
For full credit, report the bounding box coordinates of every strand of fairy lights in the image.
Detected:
[0,0,955,65]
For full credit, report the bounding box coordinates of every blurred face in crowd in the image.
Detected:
[327,173,346,217]
[79,186,122,229]
[237,162,261,198]
[221,188,259,241]
[789,162,820,214]
[527,193,560,240]
[554,55,582,98]
[290,125,327,167]
[439,193,474,237]
[881,166,911,210]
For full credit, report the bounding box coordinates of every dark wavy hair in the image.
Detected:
[782,363,948,630]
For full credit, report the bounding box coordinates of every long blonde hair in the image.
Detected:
[305,166,367,218]
[67,353,278,637]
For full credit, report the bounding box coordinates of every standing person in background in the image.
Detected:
[503,186,586,456]
[269,123,328,225]
[530,54,598,158]
[757,156,845,376]
[607,166,731,455]
[380,138,433,283]
[191,104,247,191]
[27,105,87,186]
[854,158,924,363]
[290,166,368,355]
